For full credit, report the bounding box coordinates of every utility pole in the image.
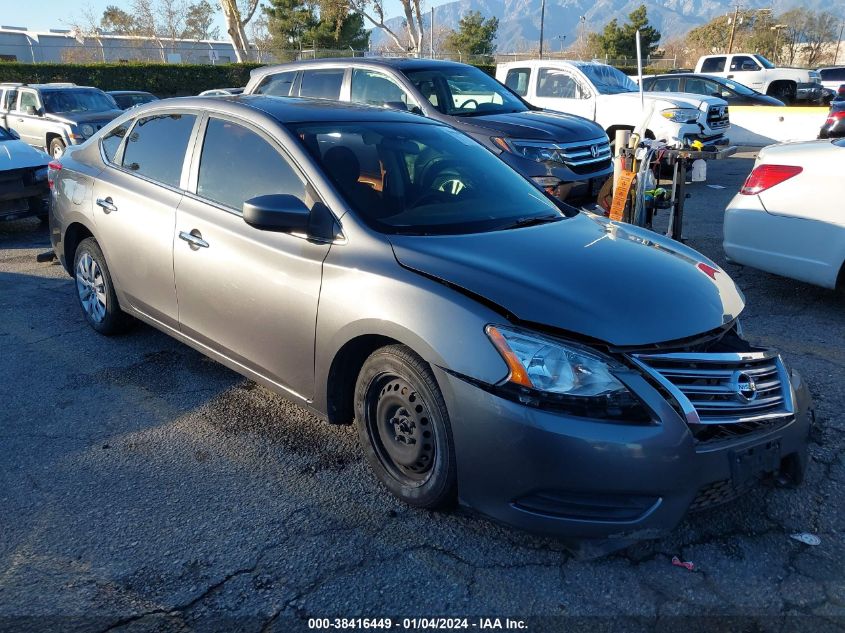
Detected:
[727,5,740,54]
[539,0,546,58]
[430,6,434,58]
[834,21,844,65]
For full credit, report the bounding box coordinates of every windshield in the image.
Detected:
[43,89,117,114]
[291,121,565,235]
[403,66,528,117]
[112,92,157,109]
[754,55,776,69]
[573,63,639,95]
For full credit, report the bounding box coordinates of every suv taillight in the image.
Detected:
[826,111,845,126]
[739,164,802,195]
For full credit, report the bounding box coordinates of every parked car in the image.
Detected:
[641,73,785,106]
[108,90,159,110]
[0,125,49,222]
[49,95,811,554]
[818,100,845,139]
[199,87,244,96]
[244,59,612,202]
[496,60,730,148]
[818,67,845,95]
[724,138,845,288]
[0,83,123,158]
[694,54,822,103]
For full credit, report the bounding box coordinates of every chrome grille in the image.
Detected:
[631,351,793,433]
[558,137,612,168]
[707,105,730,130]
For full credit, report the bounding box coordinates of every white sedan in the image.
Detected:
[724,139,845,289]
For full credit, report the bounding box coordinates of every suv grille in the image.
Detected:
[558,138,612,171]
[707,105,730,130]
[631,351,793,443]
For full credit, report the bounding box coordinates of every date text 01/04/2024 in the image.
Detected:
[307,618,528,630]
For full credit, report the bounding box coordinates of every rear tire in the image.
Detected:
[73,237,133,335]
[354,345,457,509]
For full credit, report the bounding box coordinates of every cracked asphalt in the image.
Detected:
[1,154,843,632]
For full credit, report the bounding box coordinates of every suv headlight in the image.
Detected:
[660,108,699,124]
[492,137,565,164]
[79,124,95,138]
[486,325,651,422]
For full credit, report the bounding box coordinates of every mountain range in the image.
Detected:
[371,0,845,53]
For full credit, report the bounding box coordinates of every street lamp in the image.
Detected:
[556,35,567,53]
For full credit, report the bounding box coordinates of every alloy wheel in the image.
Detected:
[76,252,107,323]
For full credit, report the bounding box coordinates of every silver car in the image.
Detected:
[49,96,811,553]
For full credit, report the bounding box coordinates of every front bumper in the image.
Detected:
[0,172,49,221]
[796,83,823,101]
[500,153,613,203]
[433,362,811,552]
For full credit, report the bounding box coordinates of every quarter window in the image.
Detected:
[255,71,296,96]
[504,68,531,96]
[350,69,418,111]
[299,69,344,100]
[196,117,305,212]
[101,122,130,163]
[121,113,196,188]
[700,57,726,73]
[2,89,17,110]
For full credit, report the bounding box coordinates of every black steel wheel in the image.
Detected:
[354,345,457,508]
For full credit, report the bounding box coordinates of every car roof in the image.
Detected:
[108,90,154,95]
[251,57,471,76]
[136,94,442,125]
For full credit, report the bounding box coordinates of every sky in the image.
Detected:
[1,0,451,34]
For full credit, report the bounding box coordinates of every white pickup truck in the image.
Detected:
[497,60,730,147]
[694,54,822,103]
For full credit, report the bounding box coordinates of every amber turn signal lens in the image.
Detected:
[486,325,533,388]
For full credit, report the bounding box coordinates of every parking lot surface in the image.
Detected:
[1,155,844,632]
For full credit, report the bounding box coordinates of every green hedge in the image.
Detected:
[0,62,263,97]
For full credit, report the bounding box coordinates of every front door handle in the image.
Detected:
[96,197,118,213]
[726,74,734,79]
[179,229,209,250]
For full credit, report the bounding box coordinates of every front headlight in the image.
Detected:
[486,325,651,422]
[79,124,95,138]
[660,108,700,124]
[493,137,565,164]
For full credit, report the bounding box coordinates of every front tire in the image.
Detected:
[49,138,66,159]
[354,345,457,509]
[73,237,132,335]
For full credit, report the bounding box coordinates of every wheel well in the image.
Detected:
[836,260,845,291]
[63,222,93,273]
[325,334,400,425]
[767,80,796,96]
[46,132,62,150]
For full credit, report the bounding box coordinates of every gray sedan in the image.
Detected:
[48,96,811,554]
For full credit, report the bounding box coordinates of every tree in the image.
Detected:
[265,0,317,50]
[442,11,499,56]
[587,5,660,59]
[184,0,221,39]
[100,5,137,34]
[346,0,424,53]
[219,0,261,62]
[264,0,368,52]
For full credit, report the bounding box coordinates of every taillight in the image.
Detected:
[47,160,62,189]
[825,111,845,126]
[838,84,845,97]
[739,164,802,195]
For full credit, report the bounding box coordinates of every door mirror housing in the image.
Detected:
[242,194,310,233]
[383,100,408,111]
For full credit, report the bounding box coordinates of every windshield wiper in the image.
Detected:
[496,214,562,230]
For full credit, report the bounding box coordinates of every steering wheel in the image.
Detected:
[458,98,478,110]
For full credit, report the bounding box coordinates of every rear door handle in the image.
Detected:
[179,230,209,249]
[96,197,118,213]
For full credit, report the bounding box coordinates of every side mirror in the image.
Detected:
[243,194,310,233]
[383,100,409,111]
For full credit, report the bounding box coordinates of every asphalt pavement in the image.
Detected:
[1,154,843,632]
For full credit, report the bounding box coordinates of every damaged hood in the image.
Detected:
[389,213,745,347]
[0,139,49,170]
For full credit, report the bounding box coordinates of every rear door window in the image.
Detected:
[121,113,197,188]
[298,69,344,100]
[196,117,306,212]
[255,71,297,96]
[504,68,530,96]
[700,57,725,73]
